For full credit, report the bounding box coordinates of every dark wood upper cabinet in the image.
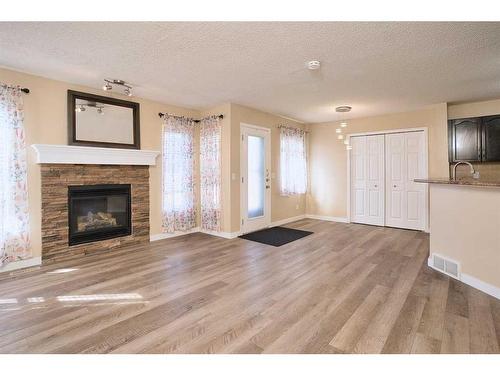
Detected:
[448,117,482,162]
[482,115,500,161]
[449,114,500,163]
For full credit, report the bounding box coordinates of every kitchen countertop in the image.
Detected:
[414,178,500,187]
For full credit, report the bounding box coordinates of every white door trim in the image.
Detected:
[240,123,272,234]
[346,127,429,232]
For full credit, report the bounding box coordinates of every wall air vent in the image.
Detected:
[429,253,460,279]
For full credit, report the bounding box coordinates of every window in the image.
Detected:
[0,84,31,266]
[280,126,308,195]
[161,116,196,233]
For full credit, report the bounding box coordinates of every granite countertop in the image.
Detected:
[414,178,500,187]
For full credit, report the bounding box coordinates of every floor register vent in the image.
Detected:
[430,253,460,279]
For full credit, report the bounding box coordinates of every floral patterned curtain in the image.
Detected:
[0,84,31,267]
[200,116,222,231]
[280,125,308,195]
[161,115,196,232]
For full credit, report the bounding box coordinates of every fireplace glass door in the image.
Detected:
[68,184,132,246]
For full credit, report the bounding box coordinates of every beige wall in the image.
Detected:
[229,104,307,233]
[429,184,500,290]
[448,98,500,119]
[0,67,200,259]
[306,104,449,218]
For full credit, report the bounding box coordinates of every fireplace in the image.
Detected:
[68,184,132,246]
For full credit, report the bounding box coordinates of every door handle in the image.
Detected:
[374,184,378,188]
[266,185,270,189]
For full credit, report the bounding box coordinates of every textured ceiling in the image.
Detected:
[1,22,500,123]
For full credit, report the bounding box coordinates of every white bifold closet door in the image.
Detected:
[350,135,385,226]
[385,131,426,231]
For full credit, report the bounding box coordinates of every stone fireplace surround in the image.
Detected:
[33,144,159,263]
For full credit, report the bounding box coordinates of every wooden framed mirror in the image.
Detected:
[68,90,140,149]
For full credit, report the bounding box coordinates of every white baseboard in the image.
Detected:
[200,229,240,239]
[270,214,306,227]
[305,214,349,223]
[427,257,500,300]
[151,227,241,241]
[150,227,200,241]
[460,273,500,300]
[0,256,42,273]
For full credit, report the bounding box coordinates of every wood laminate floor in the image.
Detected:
[0,219,499,354]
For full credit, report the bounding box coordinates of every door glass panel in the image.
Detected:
[247,135,265,218]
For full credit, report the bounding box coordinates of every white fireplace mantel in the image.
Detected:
[31,144,160,166]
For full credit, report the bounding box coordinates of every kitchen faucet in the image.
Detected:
[452,161,480,180]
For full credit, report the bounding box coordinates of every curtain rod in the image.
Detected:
[0,83,30,94]
[158,112,223,123]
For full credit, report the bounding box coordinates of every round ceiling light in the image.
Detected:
[335,106,352,113]
[307,60,321,70]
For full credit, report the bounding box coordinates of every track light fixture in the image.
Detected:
[102,79,133,97]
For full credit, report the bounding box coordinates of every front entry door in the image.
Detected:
[240,124,271,234]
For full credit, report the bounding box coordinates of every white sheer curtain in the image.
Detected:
[280,126,308,195]
[161,115,196,232]
[200,116,221,231]
[0,84,31,267]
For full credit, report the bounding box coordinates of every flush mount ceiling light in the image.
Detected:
[335,106,352,113]
[307,60,321,70]
[336,128,342,134]
[102,79,133,96]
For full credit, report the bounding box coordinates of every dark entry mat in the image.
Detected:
[239,226,313,247]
